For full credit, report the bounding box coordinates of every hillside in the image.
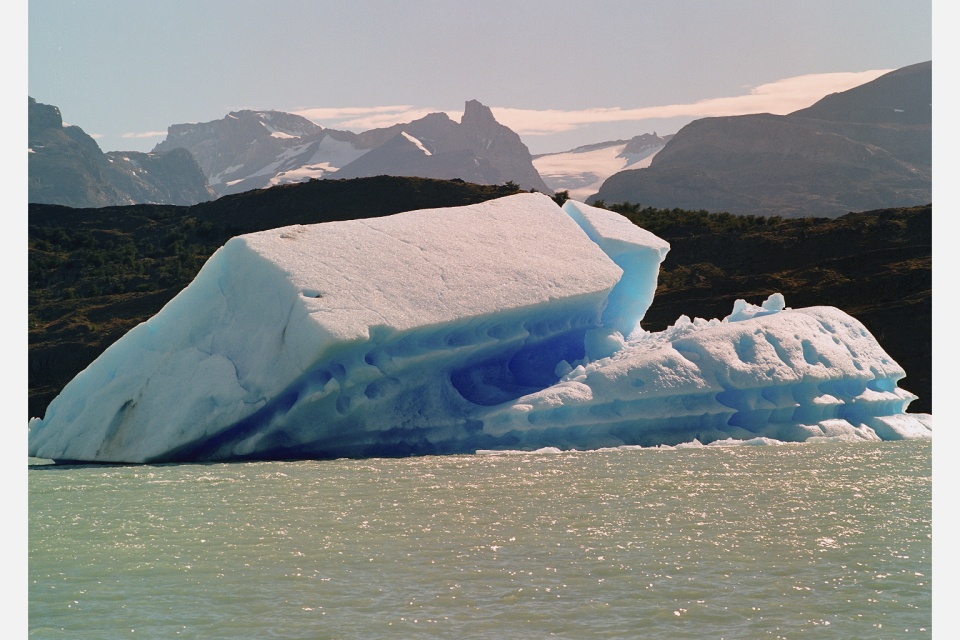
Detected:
[29,98,217,208]
[590,62,931,217]
[29,178,932,419]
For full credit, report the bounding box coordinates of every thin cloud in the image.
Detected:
[294,69,891,137]
[282,70,893,139]
[294,105,418,119]
[121,131,168,139]
[293,106,443,131]
[492,70,893,135]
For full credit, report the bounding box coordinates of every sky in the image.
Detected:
[27,0,934,155]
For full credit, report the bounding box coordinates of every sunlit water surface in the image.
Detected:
[30,440,930,638]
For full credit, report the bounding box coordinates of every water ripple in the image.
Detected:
[30,440,930,638]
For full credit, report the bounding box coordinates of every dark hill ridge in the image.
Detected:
[29,176,931,419]
[590,61,931,217]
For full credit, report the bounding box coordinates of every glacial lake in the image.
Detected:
[29,439,931,638]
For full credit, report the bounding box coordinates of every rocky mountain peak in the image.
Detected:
[621,133,672,155]
[461,99,497,126]
[420,111,455,124]
[333,99,550,193]
[29,97,64,138]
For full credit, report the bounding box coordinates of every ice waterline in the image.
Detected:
[28,194,931,463]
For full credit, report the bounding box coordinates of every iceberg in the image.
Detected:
[27,194,930,463]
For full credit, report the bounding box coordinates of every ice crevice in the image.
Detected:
[27,194,931,464]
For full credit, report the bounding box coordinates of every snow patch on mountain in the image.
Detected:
[401,132,433,156]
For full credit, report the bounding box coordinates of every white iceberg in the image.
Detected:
[27,194,930,463]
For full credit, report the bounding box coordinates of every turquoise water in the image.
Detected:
[29,439,931,638]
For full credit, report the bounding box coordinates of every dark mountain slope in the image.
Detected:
[790,60,931,125]
[590,62,931,217]
[29,98,216,207]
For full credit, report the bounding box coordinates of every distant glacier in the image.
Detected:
[532,133,671,202]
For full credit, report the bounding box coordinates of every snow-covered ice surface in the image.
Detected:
[28,194,931,464]
[210,135,368,188]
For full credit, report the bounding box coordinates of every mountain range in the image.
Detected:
[28,60,931,217]
[152,99,551,196]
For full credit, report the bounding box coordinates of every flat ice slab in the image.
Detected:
[29,195,650,462]
[28,195,928,464]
